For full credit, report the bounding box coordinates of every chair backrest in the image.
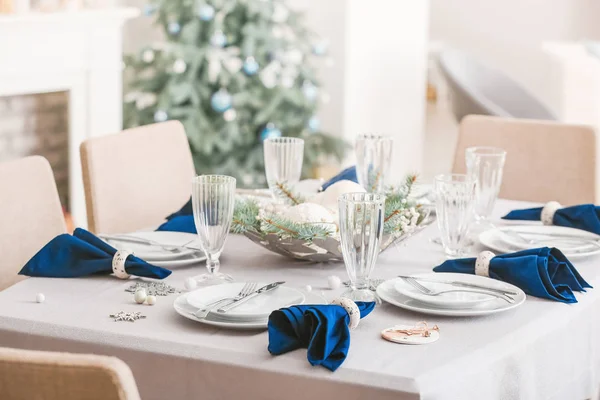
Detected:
[0,156,66,290]
[438,49,556,121]
[453,115,596,205]
[0,347,141,400]
[81,121,196,233]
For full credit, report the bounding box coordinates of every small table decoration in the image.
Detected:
[232,174,434,262]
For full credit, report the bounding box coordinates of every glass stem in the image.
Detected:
[206,255,220,276]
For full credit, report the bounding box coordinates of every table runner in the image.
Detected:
[0,199,599,400]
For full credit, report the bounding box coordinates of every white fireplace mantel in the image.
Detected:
[0,8,139,227]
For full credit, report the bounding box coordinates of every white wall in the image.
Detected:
[429,0,600,116]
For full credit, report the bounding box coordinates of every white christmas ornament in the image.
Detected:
[311,180,366,210]
[146,295,157,306]
[272,3,289,23]
[304,285,312,293]
[135,93,157,110]
[36,293,45,303]
[173,59,187,74]
[223,108,237,122]
[134,289,147,304]
[142,49,155,63]
[210,30,227,48]
[286,49,303,65]
[184,277,198,291]
[283,203,336,233]
[302,80,318,101]
[327,275,342,290]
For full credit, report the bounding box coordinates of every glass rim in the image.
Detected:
[434,173,476,184]
[192,174,237,185]
[338,192,386,204]
[356,134,393,141]
[465,146,507,156]
[263,136,304,144]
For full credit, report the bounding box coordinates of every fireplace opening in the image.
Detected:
[0,91,70,217]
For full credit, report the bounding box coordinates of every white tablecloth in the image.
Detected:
[1,199,600,400]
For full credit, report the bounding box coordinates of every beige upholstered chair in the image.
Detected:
[0,156,66,291]
[453,115,596,205]
[81,121,196,233]
[0,347,141,400]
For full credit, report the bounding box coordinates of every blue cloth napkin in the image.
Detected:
[267,302,375,371]
[320,165,358,191]
[433,247,591,303]
[166,198,192,220]
[19,228,171,279]
[503,204,600,235]
[157,215,196,234]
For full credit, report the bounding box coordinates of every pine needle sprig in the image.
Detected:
[272,181,306,206]
[231,198,260,234]
[259,214,334,241]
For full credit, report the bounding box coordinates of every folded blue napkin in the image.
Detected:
[433,247,591,303]
[157,215,196,234]
[267,302,375,371]
[19,228,171,279]
[320,165,358,191]
[503,204,600,235]
[166,198,192,220]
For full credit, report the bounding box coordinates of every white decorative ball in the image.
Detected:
[283,203,336,233]
[311,180,366,210]
[286,49,303,64]
[146,295,157,306]
[36,293,45,303]
[173,59,187,74]
[134,289,147,304]
[184,277,198,291]
[142,49,155,63]
[223,108,237,122]
[327,275,342,290]
[272,3,289,23]
[304,285,312,293]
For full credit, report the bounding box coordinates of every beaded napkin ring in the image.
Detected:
[330,297,360,330]
[475,251,495,277]
[112,250,132,279]
[541,201,561,226]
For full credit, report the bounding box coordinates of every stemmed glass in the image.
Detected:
[434,174,476,258]
[263,137,304,200]
[466,146,506,229]
[192,175,236,285]
[338,192,386,303]
[355,134,393,193]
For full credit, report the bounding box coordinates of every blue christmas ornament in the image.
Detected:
[308,116,320,132]
[243,56,259,75]
[142,4,157,16]
[197,4,215,21]
[260,123,282,141]
[312,41,328,56]
[167,22,181,35]
[154,110,168,122]
[210,89,233,113]
[210,30,227,47]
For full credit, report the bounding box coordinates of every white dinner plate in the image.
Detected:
[377,276,526,317]
[479,225,600,259]
[104,231,198,260]
[174,289,315,330]
[186,282,305,320]
[394,273,497,309]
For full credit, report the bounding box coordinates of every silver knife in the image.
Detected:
[216,281,285,313]
[397,275,518,296]
[99,234,202,253]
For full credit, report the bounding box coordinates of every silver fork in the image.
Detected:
[401,277,516,304]
[193,282,257,319]
[99,234,200,253]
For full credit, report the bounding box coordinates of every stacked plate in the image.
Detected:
[101,231,206,267]
[377,273,526,317]
[174,282,307,329]
[479,225,600,259]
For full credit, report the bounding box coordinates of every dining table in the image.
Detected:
[1,199,600,400]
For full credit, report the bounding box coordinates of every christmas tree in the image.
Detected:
[124,0,347,188]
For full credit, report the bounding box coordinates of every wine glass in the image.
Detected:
[192,175,236,285]
[466,146,506,231]
[355,134,393,193]
[338,192,386,303]
[434,174,476,258]
[263,137,304,200]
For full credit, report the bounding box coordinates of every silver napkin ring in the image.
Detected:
[475,251,495,277]
[541,201,561,226]
[112,250,132,279]
[331,297,360,330]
